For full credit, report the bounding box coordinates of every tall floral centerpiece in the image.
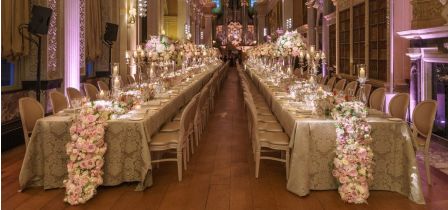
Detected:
[331,102,374,204]
[275,30,306,74]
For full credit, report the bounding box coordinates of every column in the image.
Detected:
[204,15,214,46]
[147,0,161,35]
[406,48,422,119]
[307,7,316,45]
[282,0,293,30]
[119,0,128,78]
[64,0,80,91]
[177,0,187,40]
[255,1,267,43]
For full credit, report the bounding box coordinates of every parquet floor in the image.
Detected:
[2,67,448,210]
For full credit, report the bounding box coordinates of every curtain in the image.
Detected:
[1,0,30,59]
[85,0,102,61]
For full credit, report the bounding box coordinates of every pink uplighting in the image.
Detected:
[385,93,396,114]
[64,0,81,91]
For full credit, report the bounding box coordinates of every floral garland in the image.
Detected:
[64,101,113,205]
[331,101,374,204]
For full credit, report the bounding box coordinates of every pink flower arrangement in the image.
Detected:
[64,102,112,205]
[275,30,305,57]
[331,102,374,204]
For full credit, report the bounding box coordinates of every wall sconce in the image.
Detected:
[128,8,136,24]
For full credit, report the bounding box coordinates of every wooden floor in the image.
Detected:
[2,67,448,210]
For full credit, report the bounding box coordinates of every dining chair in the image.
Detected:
[369,87,386,111]
[19,97,44,147]
[344,81,358,96]
[245,98,290,180]
[356,84,372,104]
[127,75,135,84]
[326,77,336,90]
[388,93,410,120]
[411,100,437,186]
[333,79,346,92]
[320,75,328,85]
[66,87,83,107]
[97,80,109,92]
[49,91,68,114]
[83,83,99,101]
[150,94,199,181]
[316,74,323,84]
[194,83,211,146]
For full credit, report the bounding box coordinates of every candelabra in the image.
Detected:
[126,45,150,86]
[298,45,326,81]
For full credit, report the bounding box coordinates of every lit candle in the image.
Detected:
[310,45,315,54]
[99,90,105,98]
[133,50,138,58]
[125,51,130,59]
[114,77,120,89]
[113,65,119,76]
[359,67,366,78]
[299,50,304,59]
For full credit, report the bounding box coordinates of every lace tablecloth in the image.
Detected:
[246,68,425,204]
[19,63,224,191]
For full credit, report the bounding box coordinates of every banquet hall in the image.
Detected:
[2,0,448,209]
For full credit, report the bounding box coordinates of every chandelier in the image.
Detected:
[138,0,147,17]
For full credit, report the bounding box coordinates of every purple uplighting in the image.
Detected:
[64,0,81,91]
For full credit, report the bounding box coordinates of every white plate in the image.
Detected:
[128,117,144,121]
[387,118,402,122]
[64,108,81,113]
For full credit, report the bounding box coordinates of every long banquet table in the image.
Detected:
[245,67,425,204]
[19,63,225,191]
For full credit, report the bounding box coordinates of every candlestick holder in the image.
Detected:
[356,64,368,104]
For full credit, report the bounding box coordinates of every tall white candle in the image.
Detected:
[114,77,120,89]
[113,65,119,76]
[359,67,366,78]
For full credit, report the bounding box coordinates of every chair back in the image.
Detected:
[326,77,336,89]
[316,74,323,84]
[66,87,82,107]
[333,79,346,91]
[49,91,68,114]
[412,100,437,138]
[84,83,99,101]
[369,87,386,111]
[19,97,44,146]
[97,80,109,91]
[388,93,409,120]
[320,75,328,85]
[344,81,358,96]
[244,97,259,151]
[196,85,210,120]
[180,94,199,148]
[127,75,135,84]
